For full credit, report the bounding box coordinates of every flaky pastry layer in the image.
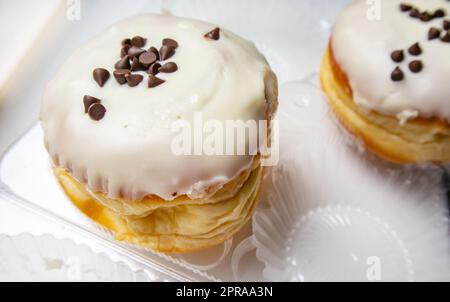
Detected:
[55,163,264,253]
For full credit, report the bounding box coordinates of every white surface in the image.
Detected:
[0,0,62,94]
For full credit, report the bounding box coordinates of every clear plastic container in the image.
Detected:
[0,233,161,282]
[0,0,449,282]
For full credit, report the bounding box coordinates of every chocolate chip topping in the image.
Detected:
[125,74,143,87]
[402,4,446,22]
[391,50,404,62]
[120,44,131,58]
[408,42,422,55]
[159,62,178,73]
[148,62,161,75]
[113,69,131,85]
[420,11,432,22]
[139,51,157,66]
[442,31,450,42]
[159,45,175,61]
[400,4,412,12]
[409,60,423,73]
[148,75,165,88]
[127,46,145,59]
[444,20,450,31]
[131,36,146,47]
[428,27,442,40]
[410,8,420,18]
[392,5,450,82]
[81,33,183,120]
[83,95,101,113]
[148,46,160,60]
[434,9,446,18]
[121,38,131,46]
[130,57,140,72]
[93,68,110,87]
[88,103,106,121]
[110,35,181,89]
[204,27,220,40]
[115,55,131,70]
[391,67,404,82]
[162,38,179,49]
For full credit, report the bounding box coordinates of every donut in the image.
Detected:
[320,0,450,164]
[40,14,278,253]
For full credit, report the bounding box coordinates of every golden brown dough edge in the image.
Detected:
[320,45,450,164]
[54,164,264,254]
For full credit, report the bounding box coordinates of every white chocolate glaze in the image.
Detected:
[40,14,277,201]
[332,0,450,122]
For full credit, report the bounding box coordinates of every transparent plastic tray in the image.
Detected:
[1,0,448,282]
[0,194,177,281]
[0,233,159,282]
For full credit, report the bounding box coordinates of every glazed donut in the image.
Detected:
[40,14,278,253]
[321,0,450,164]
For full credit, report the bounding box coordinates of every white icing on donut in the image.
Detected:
[332,0,450,122]
[40,14,275,201]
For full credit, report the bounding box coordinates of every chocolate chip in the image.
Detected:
[400,4,412,12]
[160,45,175,61]
[172,192,177,197]
[408,42,422,56]
[127,46,145,59]
[442,31,450,42]
[139,51,157,66]
[130,57,140,71]
[115,55,131,70]
[88,103,106,121]
[148,75,165,88]
[444,20,450,30]
[428,27,442,40]
[391,50,404,63]
[163,38,179,49]
[159,62,178,73]
[434,9,446,18]
[83,95,101,113]
[147,62,161,75]
[120,44,131,58]
[121,38,131,46]
[148,46,160,60]
[391,67,404,82]
[420,12,432,22]
[113,69,130,85]
[131,36,146,47]
[93,68,110,87]
[125,74,143,87]
[410,8,420,18]
[204,27,220,40]
[409,60,423,73]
